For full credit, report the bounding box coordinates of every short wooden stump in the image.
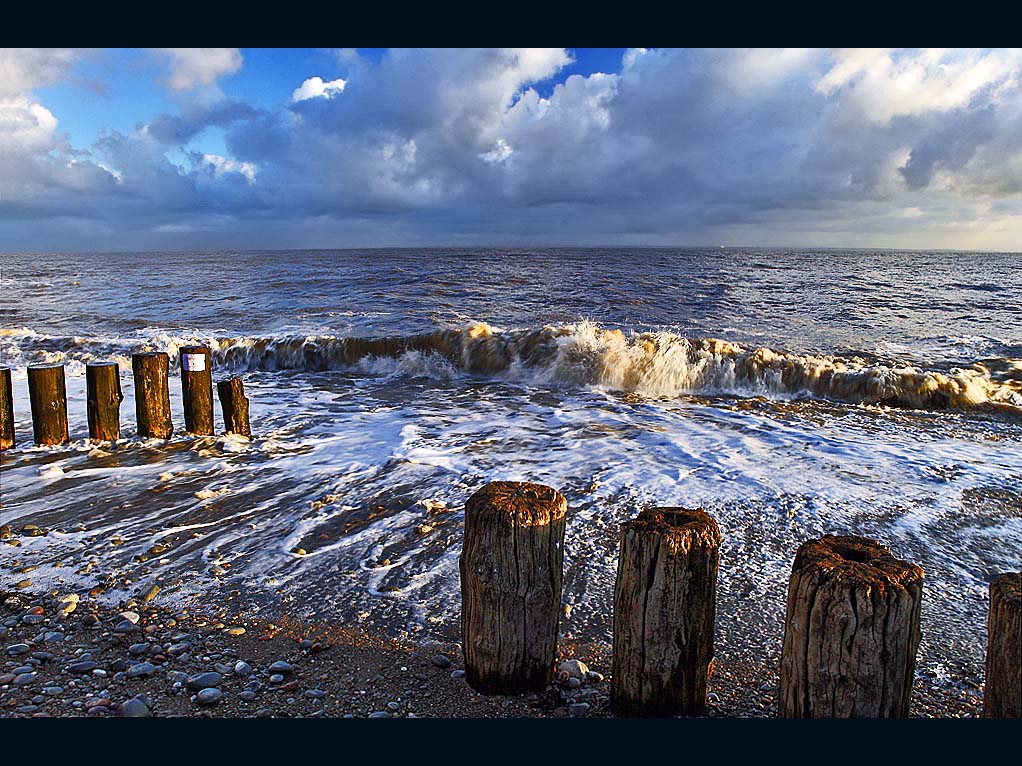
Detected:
[984,572,1021,717]
[459,481,567,694]
[612,507,722,716]
[779,534,924,718]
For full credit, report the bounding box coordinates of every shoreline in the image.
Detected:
[0,588,984,718]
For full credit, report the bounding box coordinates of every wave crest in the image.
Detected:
[2,322,1020,412]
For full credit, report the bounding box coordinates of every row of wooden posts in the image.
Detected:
[0,347,251,451]
[458,481,1022,718]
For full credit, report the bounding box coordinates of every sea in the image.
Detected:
[1,248,1020,691]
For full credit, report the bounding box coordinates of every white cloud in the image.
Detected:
[154,48,243,92]
[201,152,256,183]
[0,96,59,152]
[815,48,1022,123]
[0,48,81,97]
[479,138,512,164]
[291,76,347,102]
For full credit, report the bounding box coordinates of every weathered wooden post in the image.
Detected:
[612,508,721,716]
[179,346,213,435]
[86,362,123,441]
[460,481,567,694]
[132,352,173,439]
[217,377,251,437]
[0,367,13,451]
[779,535,923,718]
[27,364,69,445]
[984,572,1021,717]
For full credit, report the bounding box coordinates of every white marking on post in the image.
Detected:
[183,353,206,372]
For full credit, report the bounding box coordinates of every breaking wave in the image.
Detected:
[2,322,1021,413]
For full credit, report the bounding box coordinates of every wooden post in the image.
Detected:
[86,362,123,441]
[779,534,923,718]
[459,481,567,694]
[0,368,13,451]
[132,352,173,439]
[612,508,721,716]
[179,346,213,435]
[984,572,1021,717]
[27,364,69,445]
[217,377,252,437]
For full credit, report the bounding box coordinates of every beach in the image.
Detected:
[1,248,1020,717]
[0,585,983,717]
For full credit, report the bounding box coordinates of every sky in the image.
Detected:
[1,47,1020,252]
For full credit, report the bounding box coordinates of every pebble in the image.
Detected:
[450,670,465,679]
[42,632,64,644]
[128,643,149,656]
[568,702,590,717]
[223,627,245,636]
[127,662,156,678]
[558,659,589,679]
[67,661,97,674]
[369,711,389,718]
[13,672,37,686]
[43,686,64,696]
[305,689,326,699]
[269,674,285,684]
[187,672,222,690]
[32,651,54,662]
[267,660,293,674]
[233,661,252,676]
[118,699,150,717]
[166,670,189,684]
[387,701,400,711]
[196,688,222,705]
[22,614,45,625]
[113,619,139,633]
[432,653,452,669]
[238,690,257,701]
[6,643,31,656]
[119,611,140,624]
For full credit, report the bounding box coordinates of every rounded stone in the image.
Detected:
[118,699,150,717]
[186,671,222,690]
[195,688,222,705]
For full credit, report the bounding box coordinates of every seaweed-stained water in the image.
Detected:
[1,248,1020,691]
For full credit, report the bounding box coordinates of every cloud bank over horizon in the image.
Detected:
[1,47,1020,252]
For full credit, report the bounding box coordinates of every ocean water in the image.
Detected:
[1,248,1020,688]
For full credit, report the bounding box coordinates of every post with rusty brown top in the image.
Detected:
[0,367,14,451]
[179,346,213,435]
[612,508,721,716]
[460,481,567,694]
[984,572,1021,717]
[27,364,69,446]
[217,376,251,437]
[132,352,173,439]
[779,535,923,717]
[86,362,123,441]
